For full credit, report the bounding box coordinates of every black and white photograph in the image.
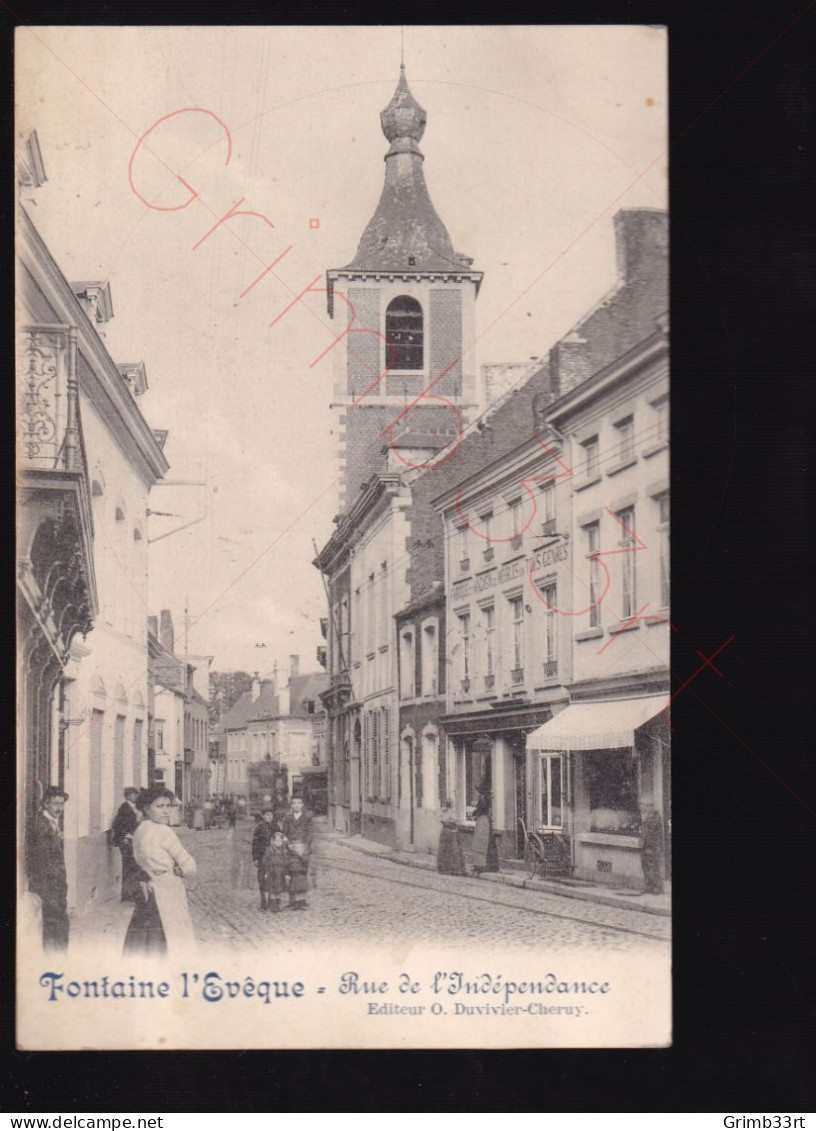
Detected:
[15,24,670,1050]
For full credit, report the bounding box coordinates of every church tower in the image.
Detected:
[327,66,483,509]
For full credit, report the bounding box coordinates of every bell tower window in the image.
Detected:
[385,296,424,371]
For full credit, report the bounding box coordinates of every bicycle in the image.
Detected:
[520,818,572,880]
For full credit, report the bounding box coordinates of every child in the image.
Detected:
[260,829,289,913]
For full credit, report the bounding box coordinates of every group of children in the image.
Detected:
[251,796,313,913]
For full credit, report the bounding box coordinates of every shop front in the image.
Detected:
[441,703,559,868]
[526,694,669,890]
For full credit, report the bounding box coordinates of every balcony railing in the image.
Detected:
[483,547,495,563]
[510,535,523,551]
[484,673,495,692]
[18,325,85,475]
[459,557,470,572]
[543,660,558,680]
[511,667,524,685]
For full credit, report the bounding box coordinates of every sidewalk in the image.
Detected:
[319,828,671,918]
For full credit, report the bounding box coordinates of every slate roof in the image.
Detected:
[341,68,477,275]
[219,673,329,730]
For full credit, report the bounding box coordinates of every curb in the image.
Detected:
[324,835,671,918]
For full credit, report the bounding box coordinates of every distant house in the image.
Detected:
[219,655,328,801]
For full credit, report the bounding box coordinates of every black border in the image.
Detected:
[3,2,815,1112]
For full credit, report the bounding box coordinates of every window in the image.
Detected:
[385,296,423,370]
[457,612,471,686]
[481,604,495,682]
[508,498,523,540]
[656,493,670,607]
[538,753,564,828]
[582,436,600,479]
[614,416,635,464]
[455,525,469,569]
[400,629,415,699]
[380,707,391,800]
[89,709,104,835]
[479,511,493,551]
[617,507,637,618]
[156,723,164,751]
[586,522,602,628]
[653,396,669,443]
[510,595,524,676]
[114,714,126,807]
[585,749,639,835]
[540,583,558,678]
[132,719,143,788]
[421,620,438,696]
[540,483,556,534]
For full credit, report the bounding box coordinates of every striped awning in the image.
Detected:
[525,695,667,752]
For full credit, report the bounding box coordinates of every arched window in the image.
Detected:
[385,296,423,371]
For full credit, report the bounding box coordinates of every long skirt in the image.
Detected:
[437,824,467,875]
[472,815,499,872]
[123,872,196,956]
[123,887,167,955]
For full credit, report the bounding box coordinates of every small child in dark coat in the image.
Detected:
[259,830,289,913]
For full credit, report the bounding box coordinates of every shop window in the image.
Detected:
[463,742,491,820]
[385,295,423,370]
[585,750,639,836]
[538,753,564,828]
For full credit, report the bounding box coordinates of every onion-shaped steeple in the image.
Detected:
[343,67,475,274]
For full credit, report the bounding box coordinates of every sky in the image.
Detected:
[16,25,667,675]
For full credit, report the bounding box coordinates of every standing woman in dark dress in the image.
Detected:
[471,786,499,875]
[124,787,197,956]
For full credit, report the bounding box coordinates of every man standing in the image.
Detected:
[640,801,665,895]
[111,787,141,901]
[28,786,70,951]
[281,795,313,911]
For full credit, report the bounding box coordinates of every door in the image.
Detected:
[513,753,527,858]
[400,735,415,846]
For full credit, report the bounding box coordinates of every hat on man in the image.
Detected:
[43,786,69,803]
[124,787,139,799]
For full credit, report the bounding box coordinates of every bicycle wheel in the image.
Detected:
[524,838,542,879]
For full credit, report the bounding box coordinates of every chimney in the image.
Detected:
[613,209,668,287]
[159,609,174,653]
[147,615,158,639]
[289,654,300,680]
[251,672,261,701]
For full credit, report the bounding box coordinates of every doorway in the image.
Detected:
[400,735,415,846]
[513,753,527,858]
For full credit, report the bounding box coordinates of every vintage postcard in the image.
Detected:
[15,24,670,1050]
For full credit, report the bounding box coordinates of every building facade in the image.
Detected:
[526,210,670,888]
[17,132,170,913]
[219,660,328,804]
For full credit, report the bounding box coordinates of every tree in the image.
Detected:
[208,670,252,726]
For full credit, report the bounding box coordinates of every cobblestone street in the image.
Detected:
[180,824,671,953]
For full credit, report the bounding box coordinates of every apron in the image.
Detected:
[151,871,197,954]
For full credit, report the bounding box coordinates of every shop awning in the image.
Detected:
[525,695,667,751]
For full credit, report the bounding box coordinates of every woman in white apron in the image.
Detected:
[124,787,197,956]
